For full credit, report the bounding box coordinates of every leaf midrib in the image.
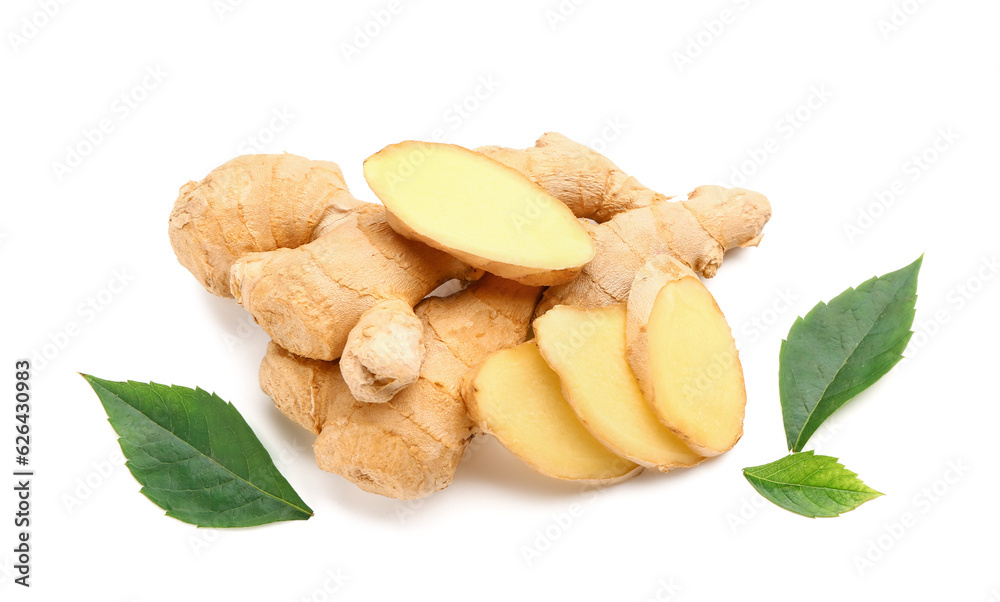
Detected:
[94,379,311,518]
[745,473,877,495]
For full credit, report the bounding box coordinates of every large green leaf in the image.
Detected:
[780,257,921,451]
[743,451,882,518]
[83,375,313,527]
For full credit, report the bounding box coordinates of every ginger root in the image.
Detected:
[169,154,480,402]
[260,275,541,500]
[230,203,478,361]
[477,134,771,315]
[168,134,770,500]
[477,132,664,223]
[533,185,769,315]
[168,154,363,298]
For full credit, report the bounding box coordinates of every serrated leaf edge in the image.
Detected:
[743,451,883,518]
[83,374,314,521]
[783,256,922,451]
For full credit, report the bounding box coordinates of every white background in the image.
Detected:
[2,1,998,600]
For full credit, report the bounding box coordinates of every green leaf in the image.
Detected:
[82,375,313,528]
[743,451,882,518]
[780,256,921,451]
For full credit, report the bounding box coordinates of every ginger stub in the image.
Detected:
[261,275,541,500]
[364,141,595,286]
[627,275,746,457]
[534,304,702,470]
[464,341,641,484]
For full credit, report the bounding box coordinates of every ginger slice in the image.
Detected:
[364,141,595,286]
[627,276,746,456]
[464,341,640,483]
[535,304,702,470]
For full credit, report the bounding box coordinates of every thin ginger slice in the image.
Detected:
[535,304,702,470]
[628,275,746,456]
[364,141,595,286]
[464,341,640,483]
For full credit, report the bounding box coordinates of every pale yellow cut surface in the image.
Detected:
[645,277,745,456]
[535,305,702,470]
[364,141,595,285]
[464,341,639,483]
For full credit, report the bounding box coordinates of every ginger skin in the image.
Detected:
[260,275,542,500]
[476,134,771,316]
[169,154,480,401]
[476,132,664,223]
[230,203,478,361]
[534,185,770,316]
[168,154,363,298]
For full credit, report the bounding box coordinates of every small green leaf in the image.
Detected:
[82,375,313,528]
[780,256,921,451]
[743,451,882,518]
